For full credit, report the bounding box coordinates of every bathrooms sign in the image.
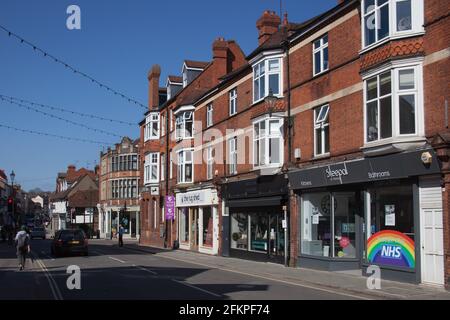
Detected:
[176,189,218,207]
[288,149,440,189]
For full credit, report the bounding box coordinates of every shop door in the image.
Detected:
[268,214,284,258]
[421,208,445,285]
[190,208,199,251]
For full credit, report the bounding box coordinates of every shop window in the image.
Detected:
[250,213,269,253]
[179,208,189,243]
[231,213,248,250]
[301,192,359,259]
[202,207,213,247]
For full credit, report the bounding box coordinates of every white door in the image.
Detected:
[421,208,445,286]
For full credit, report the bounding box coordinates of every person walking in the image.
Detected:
[118,224,124,247]
[15,225,30,271]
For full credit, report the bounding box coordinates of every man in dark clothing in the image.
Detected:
[15,225,30,271]
[118,225,124,247]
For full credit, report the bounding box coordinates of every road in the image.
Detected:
[0,239,372,300]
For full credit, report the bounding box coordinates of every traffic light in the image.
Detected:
[7,196,13,212]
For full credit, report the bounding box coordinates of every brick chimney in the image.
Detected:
[148,64,161,110]
[212,37,229,82]
[257,11,281,45]
[67,165,76,174]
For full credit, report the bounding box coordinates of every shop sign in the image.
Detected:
[367,230,415,269]
[176,189,218,207]
[150,186,159,196]
[165,196,175,221]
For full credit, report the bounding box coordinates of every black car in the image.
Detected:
[51,229,88,257]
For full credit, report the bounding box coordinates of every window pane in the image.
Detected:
[259,76,265,99]
[314,51,321,74]
[367,77,378,100]
[397,0,412,31]
[231,213,248,250]
[269,120,280,135]
[316,128,323,155]
[378,5,390,40]
[259,138,266,165]
[254,123,259,139]
[380,97,392,139]
[399,95,416,134]
[250,213,269,252]
[333,193,357,259]
[313,39,321,50]
[254,79,260,101]
[269,74,279,95]
[255,140,260,166]
[185,164,192,182]
[203,207,213,246]
[260,120,266,137]
[269,137,280,164]
[364,0,375,14]
[399,69,415,90]
[379,71,391,96]
[268,59,279,72]
[324,126,330,153]
[364,14,376,46]
[323,47,329,71]
[377,0,389,6]
[367,101,378,142]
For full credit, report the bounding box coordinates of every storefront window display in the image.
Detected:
[179,208,189,243]
[302,192,359,258]
[231,213,248,250]
[250,213,269,252]
[202,207,213,247]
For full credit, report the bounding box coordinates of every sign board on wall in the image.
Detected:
[165,196,175,221]
[176,189,218,207]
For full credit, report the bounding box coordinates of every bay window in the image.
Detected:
[177,149,193,184]
[144,152,159,185]
[365,63,422,144]
[362,0,424,49]
[253,57,282,103]
[175,110,194,140]
[144,113,159,141]
[253,116,284,168]
[314,105,330,156]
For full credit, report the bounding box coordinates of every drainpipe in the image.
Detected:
[165,108,170,248]
[284,39,292,164]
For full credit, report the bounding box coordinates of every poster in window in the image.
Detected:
[385,205,396,227]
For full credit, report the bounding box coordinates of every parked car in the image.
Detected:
[30,227,46,240]
[51,229,89,257]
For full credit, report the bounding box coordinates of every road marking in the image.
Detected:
[108,256,126,263]
[32,253,63,300]
[143,252,373,300]
[132,264,158,275]
[92,250,106,255]
[172,279,222,298]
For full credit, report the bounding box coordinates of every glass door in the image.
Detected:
[190,208,199,251]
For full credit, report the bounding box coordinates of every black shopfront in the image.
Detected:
[222,174,289,264]
[288,148,441,283]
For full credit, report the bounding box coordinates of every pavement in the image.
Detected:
[0,237,449,300]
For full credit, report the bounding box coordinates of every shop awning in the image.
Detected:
[226,196,284,208]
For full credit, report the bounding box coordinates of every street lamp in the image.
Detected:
[265,89,278,117]
[10,170,16,227]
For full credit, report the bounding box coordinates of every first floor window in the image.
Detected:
[365,64,421,143]
[314,105,330,156]
[313,34,329,75]
[229,88,237,116]
[144,153,159,184]
[176,111,193,139]
[206,146,214,180]
[177,149,193,184]
[253,57,282,102]
[144,113,160,141]
[229,137,237,175]
[253,117,283,168]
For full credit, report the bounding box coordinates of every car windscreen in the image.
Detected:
[59,231,84,241]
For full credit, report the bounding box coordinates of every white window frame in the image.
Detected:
[229,88,237,116]
[361,0,424,51]
[253,115,284,169]
[252,55,283,103]
[206,104,213,128]
[175,110,194,140]
[144,113,160,141]
[314,105,330,157]
[313,34,329,76]
[161,154,165,181]
[363,59,424,146]
[144,152,159,185]
[228,137,237,175]
[160,113,166,137]
[206,146,214,180]
[177,149,194,184]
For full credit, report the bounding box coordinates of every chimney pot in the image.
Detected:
[256,10,281,45]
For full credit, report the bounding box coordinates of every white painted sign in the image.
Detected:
[176,189,218,207]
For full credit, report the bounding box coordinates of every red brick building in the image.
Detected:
[139,0,449,287]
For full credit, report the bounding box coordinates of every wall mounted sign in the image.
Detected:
[367,230,415,269]
[176,189,218,207]
[151,186,159,196]
[165,196,175,221]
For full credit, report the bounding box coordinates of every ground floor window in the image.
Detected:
[301,192,360,258]
[231,213,248,250]
[179,208,189,243]
[202,207,213,247]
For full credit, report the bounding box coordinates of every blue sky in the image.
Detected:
[0,0,337,191]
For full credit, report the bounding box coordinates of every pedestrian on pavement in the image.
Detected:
[15,225,30,271]
[118,224,124,247]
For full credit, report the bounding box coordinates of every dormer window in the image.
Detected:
[253,56,282,103]
[144,113,159,141]
[362,0,424,50]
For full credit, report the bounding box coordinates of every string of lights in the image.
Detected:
[0,123,113,145]
[0,94,136,126]
[0,97,122,138]
[0,24,147,110]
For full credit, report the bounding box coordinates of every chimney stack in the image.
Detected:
[212,37,229,81]
[67,165,76,174]
[257,11,281,45]
[148,64,161,110]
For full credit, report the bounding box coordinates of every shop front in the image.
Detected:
[222,175,289,264]
[288,148,445,285]
[99,205,140,239]
[176,188,219,255]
